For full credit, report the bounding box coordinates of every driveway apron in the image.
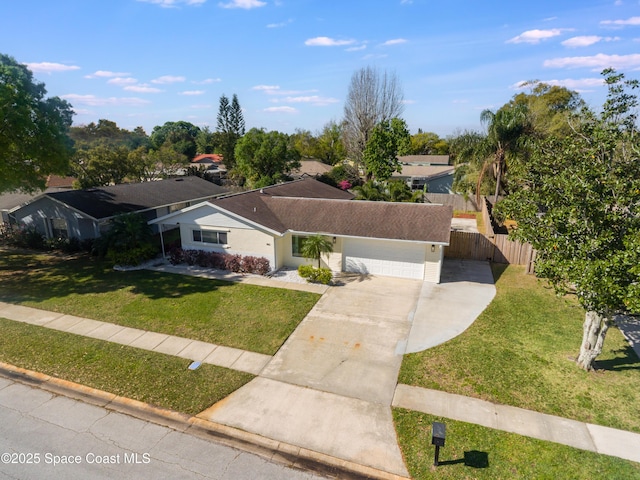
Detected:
[198,275,423,477]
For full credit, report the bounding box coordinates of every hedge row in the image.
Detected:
[168,248,270,276]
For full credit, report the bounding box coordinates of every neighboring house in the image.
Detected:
[0,176,75,224]
[391,164,455,193]
[398,155,450,165]
[290,160,333,179]
[150,178,452,282]
[191,154,225,172]
[11,177,228,241]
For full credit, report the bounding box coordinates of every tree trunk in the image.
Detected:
[576,311,610,371]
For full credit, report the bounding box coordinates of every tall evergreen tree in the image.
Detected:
[216,93,244,171]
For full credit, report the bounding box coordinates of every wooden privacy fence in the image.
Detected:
[445,231,536,273]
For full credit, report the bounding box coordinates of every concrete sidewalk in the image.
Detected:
[393,384,640,464]
[0,302,271,375]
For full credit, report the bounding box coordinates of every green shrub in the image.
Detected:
[298,264,315,278]
[298,265,332,284]
[107,243,157,266]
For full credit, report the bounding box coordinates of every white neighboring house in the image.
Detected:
[150,178,453,283]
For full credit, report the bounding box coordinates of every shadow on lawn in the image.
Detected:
[0,251,230,303]
[438,450,489,468]
[594,345,640,371]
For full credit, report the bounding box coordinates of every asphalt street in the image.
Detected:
[0,377,327,480]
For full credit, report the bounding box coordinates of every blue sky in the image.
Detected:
[2,0,639,137]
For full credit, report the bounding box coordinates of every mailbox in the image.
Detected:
[432,422,446,447]
[431,422,446,467]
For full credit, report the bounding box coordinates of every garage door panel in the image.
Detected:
[343,238,425,280]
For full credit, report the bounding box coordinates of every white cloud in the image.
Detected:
[151,75,186,84]
[124,84,164,93]
[381,38,407,46]
[346,45,367,52]
[507,29,567,44]
[107,77,138,86]
[600,16,640,27]
[25,62,80,74]
[61,94,151,107]
[305,36,356,47]
[253,84,281,93]
[192,78,221,84]
[512,77,605,90]
[253,85,319,96]
[263,106,297,113]
[544,53,640,70]
[219,0,265,9]
[137,0,206,8]
[85,70,130,79]
[267,19,293,28]
[562,36,619,47]
[401,99,416,105]
[280,95,339,106]
[179,90,205,95]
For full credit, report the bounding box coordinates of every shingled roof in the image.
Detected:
[206,178,450,243]
[264,197,452,243]
[46,177,227,220]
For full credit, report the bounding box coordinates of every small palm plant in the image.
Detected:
[300,234,333,268]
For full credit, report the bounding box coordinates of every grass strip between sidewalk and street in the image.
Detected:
[393,409,640,479]
[399,264,640,433]
[0,250,320,356]
[0,317,253,416]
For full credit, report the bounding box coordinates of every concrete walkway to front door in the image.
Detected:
[198,275,424,478]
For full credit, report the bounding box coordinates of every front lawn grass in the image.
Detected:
[0,318,252,415]
[394,409,640,479]
[0,249,320,355]
[398,264,640,433]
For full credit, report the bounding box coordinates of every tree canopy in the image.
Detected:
[234,128,301,188]
[0,53,74,193]
[150,121,200,159]
[495,69,640,371]
[343,66,404,167]
[362,117,411,181]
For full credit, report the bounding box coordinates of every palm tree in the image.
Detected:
[352,180,386,201]
[479,104,530,202]
[300,234,334,268]
[385,180,423,203]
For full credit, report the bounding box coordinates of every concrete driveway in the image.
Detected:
[200,275,422,477]
[405,259,496,353]
[198,260,495,478]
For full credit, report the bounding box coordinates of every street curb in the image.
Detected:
[0,362,410,480]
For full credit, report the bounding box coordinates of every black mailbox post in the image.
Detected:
[431,422,446,466]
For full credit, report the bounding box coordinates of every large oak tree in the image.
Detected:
[0,54,74,193]
[495,69,640,371]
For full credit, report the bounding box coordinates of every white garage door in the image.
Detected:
[343,238,426,280]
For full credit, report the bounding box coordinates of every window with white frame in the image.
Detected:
[291,235,308,257]
[192,229,227,245]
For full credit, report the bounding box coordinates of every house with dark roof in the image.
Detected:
[11,177,227,241]
[150,178,452,282]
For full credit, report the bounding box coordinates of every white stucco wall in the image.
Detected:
[424,244,444,283]
[172,206,278,270]
[279,233,339,271]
